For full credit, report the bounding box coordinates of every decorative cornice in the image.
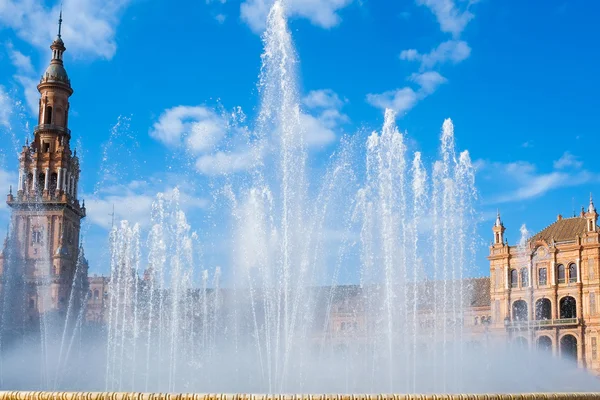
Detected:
[7,200,85,218]
[1,393,600,400]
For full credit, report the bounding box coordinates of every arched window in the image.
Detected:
[560,296,577,319]
[37,173,45,192]
[512,300,528,321]
[520,267,529,287]
[50,173,57,193]
[26,173,33,193]
[560,335,578,361]
[568,263,577,283]
[514,336,528,348]
[535,298,552,320]
[557,264,566,284]
[510,269,518,288]
[94,289,99,300]
[537,336,552,352]
[44,106,52,124]
[29,298,35,309]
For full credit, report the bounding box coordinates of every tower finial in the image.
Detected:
[589,192,596,213]
[58,5,63,38]
[495,209,502,227]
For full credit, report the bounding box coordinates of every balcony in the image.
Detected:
[34,124,71,135]
[506,318,580,329]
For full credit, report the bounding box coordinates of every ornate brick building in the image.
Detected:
[0,14,88,327]
[488,197,600,373]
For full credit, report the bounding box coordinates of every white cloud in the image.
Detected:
[85,180,208,230]
[417,0,475,38]
[241,0,352,33]
[376,0,478,116]
[366,88,418,115]
[215,14,227,23]
[0,86,12,128]
[400,39,471,70]
[521,140,534,148]
[6,42,33,75]
[4,42,39,115]
[553,151,583,170]
[151,105,259,175]
[149,106,227,151]
[301,89,349,147]
[152,89,348,175]
[299,113,337,147]
[409,71,447,95]
[477,160,597,204]
[303,89,345,109]
[0,0,132,59]
[195,150,258,176]
[366,71,446,114]
[14,75,38,115]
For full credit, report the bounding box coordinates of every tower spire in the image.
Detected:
[589,192,596,213]
[495,209,502,227]
[58,5,63,38]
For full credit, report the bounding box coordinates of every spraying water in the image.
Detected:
[0,0,598,394]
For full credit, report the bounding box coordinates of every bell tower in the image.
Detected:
[586,194,598,233]
[492,210,505,245]
[0,12,87,323]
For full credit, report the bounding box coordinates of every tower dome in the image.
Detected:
[42,61,69,84]
[39,9,71,88]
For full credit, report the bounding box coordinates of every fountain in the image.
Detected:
[0,0,599,397]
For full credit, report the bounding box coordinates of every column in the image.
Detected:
[56,168,62,193]
[505,264,509,290]
[529,259,533,288]
[61,168,67,191]
[32,167,38,192]
[44,168,50,190]
[71,175,75,197]
[577,258,582,283]
[73,177,78,199]
[65,171,71,196]
[17,168,23,191]
[551,262,556,285]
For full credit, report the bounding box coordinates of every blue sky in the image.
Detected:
[0,0,598,278]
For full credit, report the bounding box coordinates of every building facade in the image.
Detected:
[86,275,109,324]
[0,15,88,326]
[488,199,600,374]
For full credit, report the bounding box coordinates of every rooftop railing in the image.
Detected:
[33,124,71,135]
[507,317,579,328]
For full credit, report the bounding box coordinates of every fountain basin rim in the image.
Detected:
[1,392,600,400]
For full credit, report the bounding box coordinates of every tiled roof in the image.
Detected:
[531,217,589,243]
[310,278,492,311]
[466,277,490,307]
